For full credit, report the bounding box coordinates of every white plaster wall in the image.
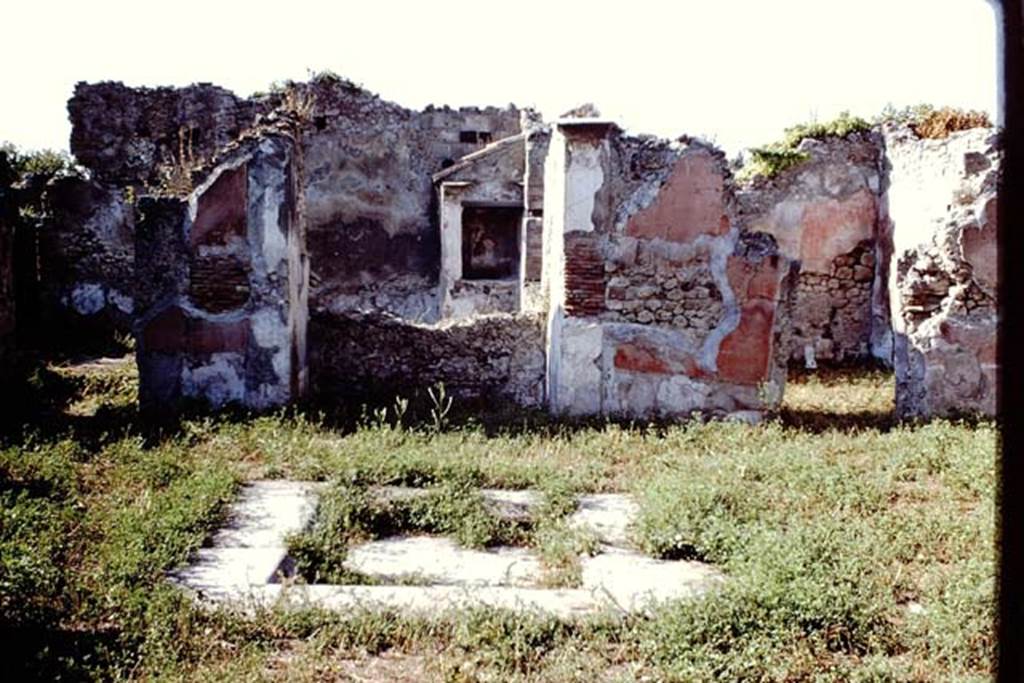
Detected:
[543,127,610,416]
[438,184,466,318]
[549,313,603,416]
[249,140,290,284]
[251,307,291,408]
[564,142,603,235]
[440,184,467,284]
[541,130,567,310]
[176,136,305,410]
[884,127,994,337]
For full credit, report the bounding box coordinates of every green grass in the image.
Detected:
[0,355,996,681]
[287,475,590,587]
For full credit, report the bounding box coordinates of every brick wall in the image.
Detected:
[563,234,604,317]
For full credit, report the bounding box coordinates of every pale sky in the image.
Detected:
[0,0,1000,158]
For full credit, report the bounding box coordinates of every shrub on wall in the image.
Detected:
[875,104,992,139]
[738,111,871,181]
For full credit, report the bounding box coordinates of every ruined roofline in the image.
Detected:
[432,133,526,184]
[68,77,529,186]
[71,79,239,97]
[71,78,526,124]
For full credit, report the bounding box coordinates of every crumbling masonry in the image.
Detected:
[5,75,1000,419]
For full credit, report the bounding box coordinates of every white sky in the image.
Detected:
[0,0,1000,157]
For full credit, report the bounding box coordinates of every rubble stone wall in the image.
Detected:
[299,79,521,321]
[544,123,797,420]
[66,79,521,337]
[69,81,267,188]
[37,178,136,344]
[309,311,546,407]
[738,134,885,366]
[884,126,999,418]
[134,133,308,411]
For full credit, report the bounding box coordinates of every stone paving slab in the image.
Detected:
[580,546,725,611]
[170,481,724,618]
[170,547,285,592]
[211,480,322,549]
[569,494,640,546]
[214,584,606,620]
[344,535,542,587]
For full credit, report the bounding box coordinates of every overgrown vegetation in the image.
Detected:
[286,474,590,587]
[738,111,871,181]
[738,104,994,182]
[0,142,82,220]
[0,357,996,680]
[875,103,993,139]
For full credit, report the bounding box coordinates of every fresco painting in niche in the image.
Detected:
[462,206,521,280]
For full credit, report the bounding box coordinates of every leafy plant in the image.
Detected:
[739,147,811,181]
[875,103,992,138]
[428,382,454,432]
[780,110,871,149]
[155,126,202,196]
[738,110,871,180]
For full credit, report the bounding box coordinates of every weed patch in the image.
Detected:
[738,111,872,180]
[0,360,996,680]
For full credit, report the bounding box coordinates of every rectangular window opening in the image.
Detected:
[459,130,493,144]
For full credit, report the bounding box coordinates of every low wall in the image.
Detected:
[309,311,546,408]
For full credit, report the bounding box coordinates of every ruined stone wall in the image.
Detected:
[134,133,308,411]
[435,134,526,319]
[290,79,522,321]
[62,75,1003,421]
[521,117,551,311]
[36,179,135,344]
[884,126,999,418]
[544,123,796,420]
[738,134,885,366]
[68,79,522,332]
[69,81,268,188]
[309,311,546,407]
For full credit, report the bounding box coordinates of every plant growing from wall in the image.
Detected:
[280,84,316,124]
[155,126,202,197]
[874,103,992,139]
[779,110,871,149]
[738,147,811,181]
[737,111,871,181]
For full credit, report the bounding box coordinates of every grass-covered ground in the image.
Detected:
[1,357,995,681]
